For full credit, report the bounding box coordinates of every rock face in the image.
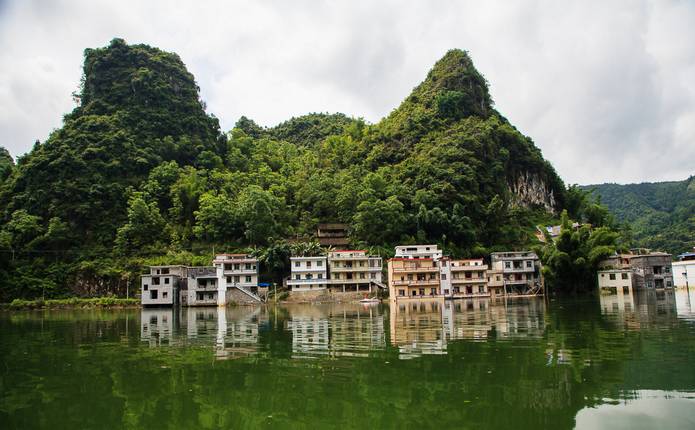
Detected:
[509,172,558,213]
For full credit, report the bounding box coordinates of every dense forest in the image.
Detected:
[582,178,695,255]
[0,39,618,300]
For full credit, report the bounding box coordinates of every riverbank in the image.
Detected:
[1,297,141,310]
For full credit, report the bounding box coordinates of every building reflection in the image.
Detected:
[389,297,546,359]
[599,288,678,329]
[140,306,269,359]
[285,303,386,358]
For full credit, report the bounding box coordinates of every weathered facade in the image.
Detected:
[598,251,674,291]
[141,265,188,307]
[449,259,489,298]
[490,252,544,296]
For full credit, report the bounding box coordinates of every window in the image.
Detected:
[526,261,532,268]
[667,281,672,287]
[370,273,375,279]
[318,274,323,279]
[444,289,450,295]
[306,274,313,280]
[153,277,160,285]
[225,264,232,270]
[412,290,417,296]
[430,288,436,295]
[505,262,511,269]
[234,263,240,270]
[307,261,312,268]
[164,277,170,284]
[478,286,485,293]
[609,273,616,280]
[234,276,240,282]
[143,284,148,291]
[621,273,628,280]
[295,274,300,280]
[163,292,168,299]
[245,263,251,270]
[359,261,364,267]
[150,290,158,299]
[441,274,447,280]
[665,267,670,273]
[295,261,300,267]
[418,288,425,295]
[360,273,365,279]
[246,276,251,283]
[399,289,405,296]
[317,261,323,266]
[623,286,630,294]
[227,276,231,283]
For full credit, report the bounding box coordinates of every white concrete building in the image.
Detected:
[288,256,329,292]
[141,265,187,306]
[213,254,259,289]
[673,261,695,288]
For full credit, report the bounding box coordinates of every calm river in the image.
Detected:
[2,289,695,429]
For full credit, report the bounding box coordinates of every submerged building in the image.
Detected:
[598,250,674,293]
[490,252,544,296]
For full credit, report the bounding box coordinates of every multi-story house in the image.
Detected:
[490,252,544,296]
[598,250,674,291]
[287,256,329,292]
[181,266,224,306]
[213,253,260,296]
[487,269,504,299]
[673,248,695,288]
[449,259,489,298]
[141,265,188,306]
[328,250,384,293]
[387,257,441,298]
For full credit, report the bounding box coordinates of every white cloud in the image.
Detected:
[0,0,693,184]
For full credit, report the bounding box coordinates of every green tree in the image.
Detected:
[114,193,168,254]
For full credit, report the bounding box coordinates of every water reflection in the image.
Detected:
[389,297,546,359]
[285,303,386,358]
[140,306,270,359]
[138,289,695,363]
[599,288,681,329]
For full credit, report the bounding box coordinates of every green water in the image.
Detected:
[2,290,695,429]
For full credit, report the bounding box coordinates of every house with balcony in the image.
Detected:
[288,256,329,292]
[490,252,544,296]
[388,257,441,299]
[141,265,188,306]
[449,259,489,298]
[328,250,384,293]
[212,254,263,302]
[181,266,224,306]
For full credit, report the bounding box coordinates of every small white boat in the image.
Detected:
[359,297,380,304]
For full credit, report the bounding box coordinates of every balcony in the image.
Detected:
[392,265,439,273]
[392,279,439,286]
[287,278,328,285]
[222,267,258,275]
[450,264,488,271]
[503,265,535,273]
[451,277,485,284]
[329,255,369,260]
[291,267,327,273]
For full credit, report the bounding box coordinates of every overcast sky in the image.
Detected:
[1,0,693,184]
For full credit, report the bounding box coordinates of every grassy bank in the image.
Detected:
[2,297,140,310]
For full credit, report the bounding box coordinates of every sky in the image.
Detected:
[0,0,693,185]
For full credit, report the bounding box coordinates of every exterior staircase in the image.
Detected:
[371,280,388,290]
[235,285,264,303]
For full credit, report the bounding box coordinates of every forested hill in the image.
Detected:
[0,38,571,300]
[582,178,695,255]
